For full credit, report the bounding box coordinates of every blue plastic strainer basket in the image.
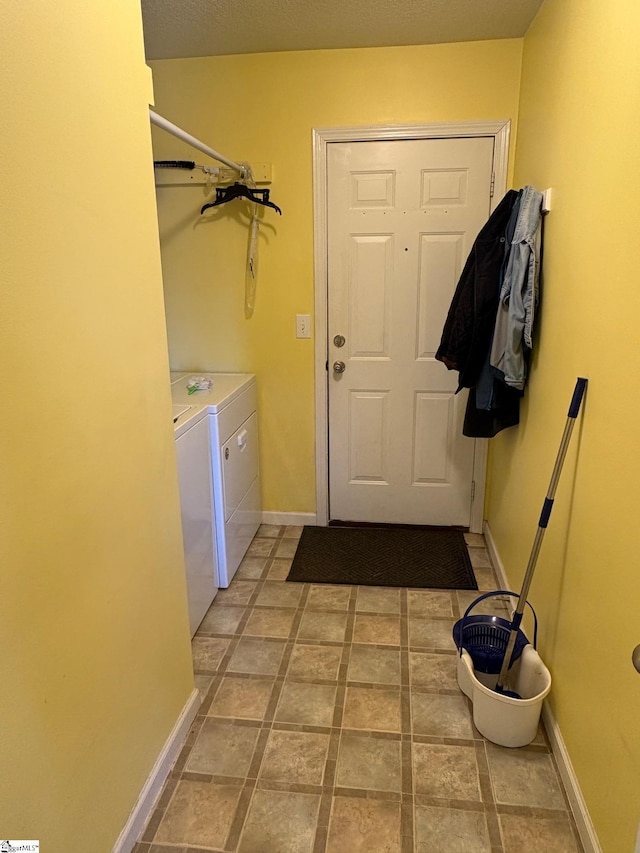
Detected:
[452,590,538,675]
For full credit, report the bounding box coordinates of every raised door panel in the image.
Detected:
[348,390,389,484]
[416,233,465,360]
[348,235,393,358]
[412,392,455,483]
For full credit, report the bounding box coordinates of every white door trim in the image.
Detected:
[313,120,511,531]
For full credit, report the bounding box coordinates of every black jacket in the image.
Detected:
[435,190,520,390]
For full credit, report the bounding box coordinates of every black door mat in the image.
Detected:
[286,525,477,590]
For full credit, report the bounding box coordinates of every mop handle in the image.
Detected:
[496,377,587,690]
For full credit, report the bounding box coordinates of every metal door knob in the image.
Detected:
[633,645,640,673]
[333,334,346,348]
[333,361,346,374]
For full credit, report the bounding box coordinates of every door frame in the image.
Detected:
[312,120,511,532]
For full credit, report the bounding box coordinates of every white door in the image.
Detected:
[327,136,494,526]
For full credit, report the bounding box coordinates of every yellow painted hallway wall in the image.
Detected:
[0,2,195,849]
[485,1,640,849]
[149,41,523,514]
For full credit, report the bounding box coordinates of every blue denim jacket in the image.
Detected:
[490,185,543,390]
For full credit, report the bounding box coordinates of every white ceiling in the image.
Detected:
[141,0,543,60]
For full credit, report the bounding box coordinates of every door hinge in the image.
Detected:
[490,173,495,198]
[471,480,476,502]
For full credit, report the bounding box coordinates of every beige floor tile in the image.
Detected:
[276,538,300,558]
[343,686,402,732]
[258,524,282,538]
[198,604,245,635]
[275,681,337,727]
[467,547,492,568]
[413,743,481,801]
[456,590,512,618]
[154,779,242,848]
[326,796,402,853]
[191,637,230,672]
[268,558,293,579]
[336,733,402,792]
[238,789,320,853]
[284,525,304,539]
[355,586,401,613]
[464,533,485,548]
[256,581,304,608]
[215,581,257,606]
[407,590,454,618]
[352,614,401,646]
[260,729,330,785]
[348,645,401,685]
[409,618,456,650]
[499,814,581,852]
[247,538,277,557]
[474,568,499,591]
[306,584,352,611]
[411,692,473,738]
[409,651,458,690]
[287,643,343,681]
[415,805,491,852]
[235,556,268,579]
[227,637,286,675]
[298,610,348,642]
[208,676,274,720]
[244,607,297,638]
[193,674,214,701]
[186,719,259,777]
[486,744,567,809]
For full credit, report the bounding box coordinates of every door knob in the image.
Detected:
[633,645,640,673]
[333,334,346,348]
[333,361,346,374]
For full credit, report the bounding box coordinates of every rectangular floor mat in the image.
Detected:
[286,525,477,589]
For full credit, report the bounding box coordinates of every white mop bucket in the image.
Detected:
[455,378,587,748]
[457,644,551,747]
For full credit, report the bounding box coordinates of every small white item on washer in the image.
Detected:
[186,375,213,393]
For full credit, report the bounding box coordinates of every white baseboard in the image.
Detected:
[483,521,601,853]
[261,511,317,526]
[483,520,511,590]
[112,688,200,853]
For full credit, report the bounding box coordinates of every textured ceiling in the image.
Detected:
[141,0,543,60]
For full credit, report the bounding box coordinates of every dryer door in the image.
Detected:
[221,411,259,521]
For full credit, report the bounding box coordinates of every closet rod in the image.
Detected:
[149,109,245,175]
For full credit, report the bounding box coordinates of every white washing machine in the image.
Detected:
[173,404,218,636]
[171,372,261,587]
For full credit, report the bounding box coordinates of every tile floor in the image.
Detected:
[134,526,583,853]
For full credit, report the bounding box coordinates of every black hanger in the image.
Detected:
[200,182,282,215]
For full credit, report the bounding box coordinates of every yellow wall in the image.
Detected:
[149,41,523,513]
[486,1,640,850]
[0,2,194,849]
